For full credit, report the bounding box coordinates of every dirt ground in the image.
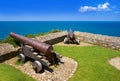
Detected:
[109,57,120,70]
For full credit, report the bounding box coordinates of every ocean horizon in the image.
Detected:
[0,21,120,40]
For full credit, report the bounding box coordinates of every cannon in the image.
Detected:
[10,32,62,73]
[64,28,80,44]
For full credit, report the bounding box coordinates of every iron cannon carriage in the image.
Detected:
[64,28,80,44]
[10,32,62,73]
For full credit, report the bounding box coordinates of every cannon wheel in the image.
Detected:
[76,39,80,45]
[32,60,42,73]
[18,53,25,62]
[64,37,68,44]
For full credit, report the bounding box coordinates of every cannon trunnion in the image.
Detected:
[64,28,80,44]
[10,32,62,73]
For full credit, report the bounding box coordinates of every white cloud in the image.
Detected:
[98,2,110,10]
[78,2,110,12]
[79,6,97,12]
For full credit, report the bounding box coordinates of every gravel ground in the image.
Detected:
[109,57,120,70]
[4,56,78,81]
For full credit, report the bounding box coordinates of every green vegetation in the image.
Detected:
[0,63,35,81]
[0,29,61,47]
[48,29,61,33]
[0,36,19,47]
[25,33,45,38]
[25,29,61,38]
[54,45,120,81]
[15,60,24,65]
[0,39,3,43]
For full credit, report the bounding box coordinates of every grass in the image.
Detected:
[15,60,24,65]
[0,63,35,81]
[54,45,120,81]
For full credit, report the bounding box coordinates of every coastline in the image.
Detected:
[0,21,120,39]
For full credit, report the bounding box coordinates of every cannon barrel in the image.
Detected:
[10,32,54,55]
[68,28,75,40]
[64,28,80,44]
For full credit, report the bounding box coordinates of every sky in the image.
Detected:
[0,0,120,21]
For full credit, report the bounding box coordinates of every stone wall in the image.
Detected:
[0,43,19,62]
[35,31,67,45]
[75,31,120,51]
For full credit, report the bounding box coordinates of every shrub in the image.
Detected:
[48,29,61,34]
[2,36,19,47]
[25,33,45,38]
[0,40,3,43]
[25,34,36,38]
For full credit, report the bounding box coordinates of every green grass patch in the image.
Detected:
[54,45,120,81]
[15,60,24,65]
[0,63,35,81]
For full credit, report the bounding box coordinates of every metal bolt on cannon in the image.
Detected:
[64,28,80,44]
[10,32,62,73]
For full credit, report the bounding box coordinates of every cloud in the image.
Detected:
[79,6,97,12]
[98,2,110,10]
[78,2,110,12]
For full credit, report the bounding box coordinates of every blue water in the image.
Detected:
[0,21,120,40]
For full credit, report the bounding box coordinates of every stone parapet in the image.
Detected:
[75,31,120,50]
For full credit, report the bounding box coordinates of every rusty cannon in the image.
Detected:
[10,32,62,73]
[64,28,80,44]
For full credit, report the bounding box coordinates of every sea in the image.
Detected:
[0,21,120,40]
